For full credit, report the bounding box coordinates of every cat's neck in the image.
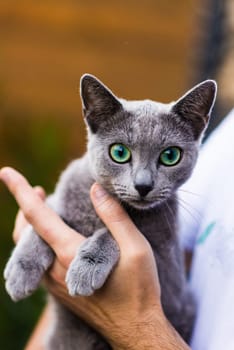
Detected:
[123,195,178,247]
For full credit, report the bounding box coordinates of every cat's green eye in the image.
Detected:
[109,144,131,163]
[159,147,182,166]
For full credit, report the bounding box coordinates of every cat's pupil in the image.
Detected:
[117,146,124,157]
[166,149,174,160]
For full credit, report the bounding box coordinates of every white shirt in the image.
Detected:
[179,109,234,350]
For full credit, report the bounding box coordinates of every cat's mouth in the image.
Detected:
[122,197,164,210]
[109,185,169,210]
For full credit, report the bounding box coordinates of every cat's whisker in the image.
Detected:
[178,188,214,210]
[165,201,176,221]
[112,183,128,189]
[163,204,174,236]
[178,188,204,198]
[175,197,201,225]
[177,196,203,220]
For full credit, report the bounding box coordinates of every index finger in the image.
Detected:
[13,186,46,243]
[0,167,85,256]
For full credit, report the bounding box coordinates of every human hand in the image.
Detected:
[0,167,190,350]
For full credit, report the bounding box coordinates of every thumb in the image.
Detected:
[90,183,143,247]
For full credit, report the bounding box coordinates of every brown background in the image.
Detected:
[0,1,196,120]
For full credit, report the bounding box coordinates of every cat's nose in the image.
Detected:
[135,183,153,197]
[134,170,154,198]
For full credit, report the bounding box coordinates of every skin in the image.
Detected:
[0,167,190,350]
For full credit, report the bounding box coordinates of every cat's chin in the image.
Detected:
[124,199,160,210]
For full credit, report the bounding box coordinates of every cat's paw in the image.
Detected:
[4,255,45,301]
[66,229,120,296]
[66,252,115,297]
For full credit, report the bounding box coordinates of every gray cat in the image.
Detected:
[4,74,217,349]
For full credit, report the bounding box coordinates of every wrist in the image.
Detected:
[107,305,190,350]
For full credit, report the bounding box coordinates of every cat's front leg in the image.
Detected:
[4,225,54,301]
[66,228,119,296]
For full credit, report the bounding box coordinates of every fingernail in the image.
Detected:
[93,184,108,201]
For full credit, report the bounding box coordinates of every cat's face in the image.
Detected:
[81,75,217,210]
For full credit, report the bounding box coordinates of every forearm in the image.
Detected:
[24,305,53,350]
[108,309,191,350]
[25,304,190,350]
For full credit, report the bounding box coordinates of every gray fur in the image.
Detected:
[4,74,217,348]
[66,228,119,296]
[4,225,54,301]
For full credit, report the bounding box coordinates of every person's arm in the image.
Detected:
[24,305,53,350]
[0,167,190,350]
[25,304,188,350]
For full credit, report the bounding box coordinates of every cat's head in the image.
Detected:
[80,74,217,210]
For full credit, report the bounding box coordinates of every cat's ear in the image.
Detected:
[172,80,217,139]
[80,74,122,133]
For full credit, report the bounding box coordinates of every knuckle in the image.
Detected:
[24,206,35,222]
[41,224,54,240]
[23,197,42,223]
[34,186,46,199]
[128,247,149,266]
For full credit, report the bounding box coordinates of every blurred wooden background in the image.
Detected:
[0,0,232,349]
[0,0,196,120]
